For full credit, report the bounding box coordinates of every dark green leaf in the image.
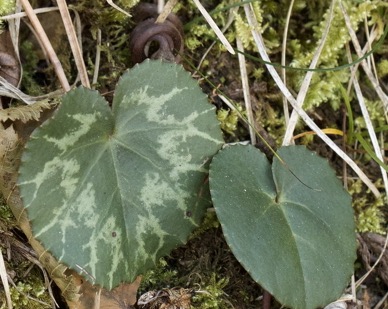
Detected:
[209,144,356,309]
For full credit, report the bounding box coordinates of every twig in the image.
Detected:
[20,0,70,92]
[57,0,90,88]
[236,37,256,145]
[244,3,380,197]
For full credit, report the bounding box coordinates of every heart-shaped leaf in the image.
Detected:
[18,60,223,289]
[209,144,356,309]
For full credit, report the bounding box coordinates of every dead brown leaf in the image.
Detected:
[67,273,141,309]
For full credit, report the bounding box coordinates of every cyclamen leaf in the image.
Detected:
[18,60,223,289]
[209,144,356,309]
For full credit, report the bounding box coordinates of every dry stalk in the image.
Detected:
[280,0,295,127]
[156,0,178,23]
[106,0,131,18]
[191,0,235,55]
[0,249,12,309]
[57,0,90,88]
[346,45,388,203]
[20,0,70,92]
[236,37,256,145]
[92,29,102,88]
[339,2,388,113]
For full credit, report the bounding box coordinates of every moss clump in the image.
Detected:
[2,280,52,309]
[217,106,242,136]
[139,258,179,293]
[0,199,52,308]
[192,273,231,309]
[350,180,385,234]
[0,0,15,16]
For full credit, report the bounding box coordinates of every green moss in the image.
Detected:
[350,180,385,234]
[0,197,51,308]
[19,41,44,96]
[217,106,242,136]
[139,258,179,292]
[0,280,52,309]
[377,59,388,77]
[0,0,15,16]
[192,273,231,309]
[287,0,383,110]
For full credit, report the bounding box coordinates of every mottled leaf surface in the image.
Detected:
[209,144,356,309]
[18,60,223,289]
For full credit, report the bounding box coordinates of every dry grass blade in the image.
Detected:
[92,29,102,88]
[20,0,70,92]
[243,3,380,197]
[280,0,295,127]
[106,0,131,18]
[0,249,12,309]
[346,47,388,203]
[191,0,235,55]
[196,6,236,71]
[236,37,256,145]
[0,76,62,104]
[57,0,90,88]
[356,233,388,288]
[339,2,388,113]
[0,7,59,20]
[374,291,388,309]
[282,0,336,145]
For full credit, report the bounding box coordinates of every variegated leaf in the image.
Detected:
[18,60,223,289]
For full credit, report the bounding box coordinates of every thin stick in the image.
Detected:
[57,0,90,88]
[191,0,235,55]
[236,37,256,145]
[244,3,380,197]
[20,0,70,91]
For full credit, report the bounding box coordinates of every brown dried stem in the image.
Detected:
[20,0,70,91]
[57,0,90,88]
